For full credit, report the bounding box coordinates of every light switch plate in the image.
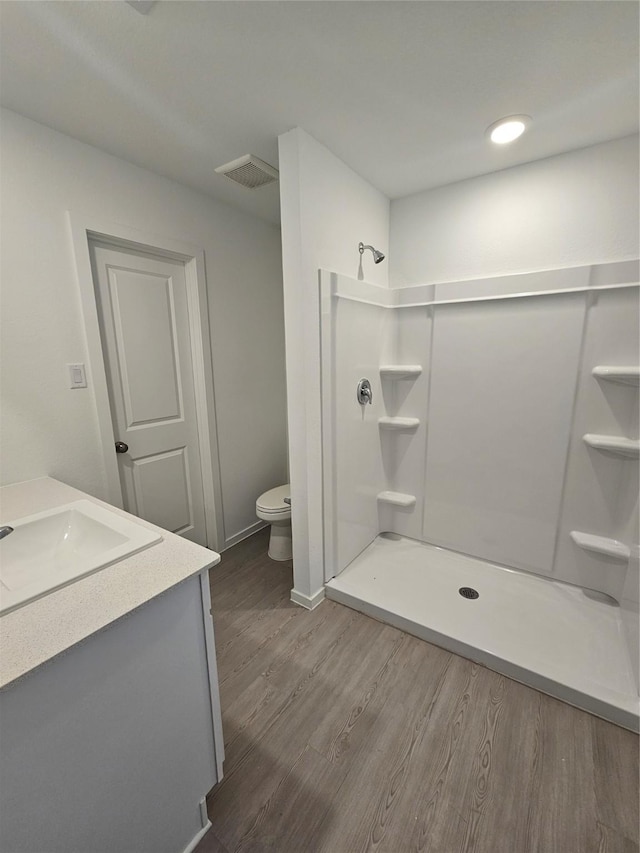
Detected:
[68,363,87,389]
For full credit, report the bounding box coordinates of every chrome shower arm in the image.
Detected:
[358,242,385,264]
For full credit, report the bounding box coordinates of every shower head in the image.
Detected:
[359,242,385,264]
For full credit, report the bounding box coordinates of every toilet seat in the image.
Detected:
[256,484,291,519]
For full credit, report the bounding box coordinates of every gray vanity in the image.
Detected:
[0,478,224,853]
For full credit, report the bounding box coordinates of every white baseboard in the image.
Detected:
[290,587,326,610]
[182,820,212,853]
[223,520,266,551]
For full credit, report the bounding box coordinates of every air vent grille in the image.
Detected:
[215,155,279,189]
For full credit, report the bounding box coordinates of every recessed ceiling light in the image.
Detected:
[486,115,531,145]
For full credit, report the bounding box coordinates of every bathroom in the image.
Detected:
[0,2,638,852]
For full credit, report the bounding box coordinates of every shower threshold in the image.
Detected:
[326,534,639,731]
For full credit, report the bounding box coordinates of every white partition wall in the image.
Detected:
[279,129,390,606]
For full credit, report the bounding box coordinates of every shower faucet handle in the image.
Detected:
[357,378,373,405]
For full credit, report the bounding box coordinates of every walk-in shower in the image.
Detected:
[319,260,640,731]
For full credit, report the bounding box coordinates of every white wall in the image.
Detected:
[278,128,389,603]
[390,135,639,286]
[0,109,287,547]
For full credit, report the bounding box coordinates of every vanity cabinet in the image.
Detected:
[0,571,223,853]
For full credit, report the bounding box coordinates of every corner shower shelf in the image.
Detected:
[378,417,420,431]
[379,365,422,379]
[377,491,416,508]
[592,366,640,386]
[583,434,640,458]
[570,531,630,562]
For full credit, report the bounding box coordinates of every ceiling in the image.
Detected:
[1,1,638,225]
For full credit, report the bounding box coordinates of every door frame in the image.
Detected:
[68,211,224,551]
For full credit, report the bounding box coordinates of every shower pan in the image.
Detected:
[319,260,640,731]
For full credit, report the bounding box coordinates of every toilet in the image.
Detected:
[256,484,292,561]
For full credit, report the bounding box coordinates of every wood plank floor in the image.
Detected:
[197,529,639,853]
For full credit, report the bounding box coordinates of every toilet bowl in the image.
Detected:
[256,484,292,561]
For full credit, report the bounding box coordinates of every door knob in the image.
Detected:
[115,441,129,454]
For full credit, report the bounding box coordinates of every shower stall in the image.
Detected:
[319,259,639,731]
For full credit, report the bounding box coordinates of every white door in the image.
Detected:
[90,241,208,546]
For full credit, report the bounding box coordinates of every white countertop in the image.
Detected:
[0,478,220,689]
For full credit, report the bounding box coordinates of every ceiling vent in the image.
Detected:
[215,155,279,189]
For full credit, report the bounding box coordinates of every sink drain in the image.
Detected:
[459,587,479,600]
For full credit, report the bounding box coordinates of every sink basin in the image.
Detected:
[0,500,162,615]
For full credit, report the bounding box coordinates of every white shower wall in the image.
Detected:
[423,293,585,575]
[378,305,431,543]
[320,274,393,574]
[321,262,639,657]
[555,284,640,598]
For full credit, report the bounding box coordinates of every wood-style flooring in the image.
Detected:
[197,528,639,853]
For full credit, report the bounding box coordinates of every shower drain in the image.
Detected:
[459,587,479,600]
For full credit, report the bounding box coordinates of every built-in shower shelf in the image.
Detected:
[592,366,640,386]
[377,491,416,508]
[570,531,630,561]
[378,417,420,431]
[379,365,422,379]
[583,434,640,458]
